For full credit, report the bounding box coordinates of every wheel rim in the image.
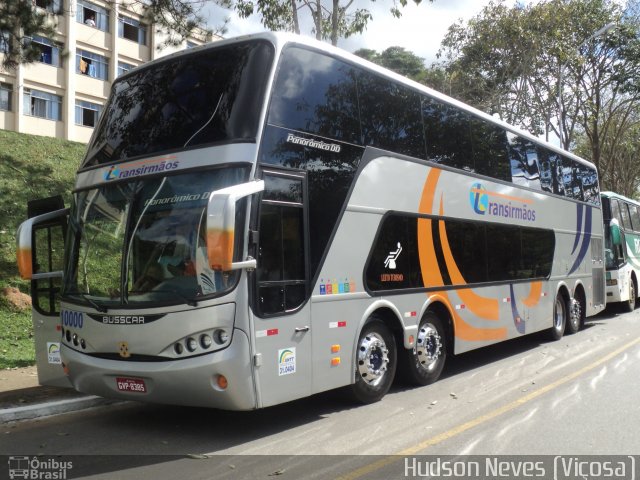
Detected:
[415,323,442,372]
[555,297,566,331]
[569,298,581,330]
[357,332,390,386]
[629,282,635,309]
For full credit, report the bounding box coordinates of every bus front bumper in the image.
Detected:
[61,328,257,410]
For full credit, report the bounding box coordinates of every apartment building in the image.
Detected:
[0,0,217,143]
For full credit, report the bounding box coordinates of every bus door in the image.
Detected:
[252,170,312,407]
[16,197,70,387]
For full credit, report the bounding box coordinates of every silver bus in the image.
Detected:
[17,32,605,409]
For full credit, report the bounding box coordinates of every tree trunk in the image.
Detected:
[331,0,339,46]
[291,0,300,34]
[315,0,322,40]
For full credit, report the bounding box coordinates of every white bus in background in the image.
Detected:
[17,32,605,410]
[601,191,640,311]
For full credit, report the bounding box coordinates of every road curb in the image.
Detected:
[1,396,119,423]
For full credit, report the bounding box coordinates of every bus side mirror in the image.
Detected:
[610,218,622,246]
[206,180,264,271]
[16,208,69,280]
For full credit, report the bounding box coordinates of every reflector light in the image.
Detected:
[331,344,340,353]
[200,334,213,349]
[217,375,228,389]
[331,357,341,366]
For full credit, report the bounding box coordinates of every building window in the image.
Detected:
[75,100,102,127]
[117,61,135,77]
[0,31,10,54]
[23,88,62,120]
[35,0,62,14]
[28,35,62,67]
[76,1,109,32]
[118,15,146,45]
[0,83,12,111]
[76,49,108,80]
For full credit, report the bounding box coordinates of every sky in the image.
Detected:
[201,0,520,65]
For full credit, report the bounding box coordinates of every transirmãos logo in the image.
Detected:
[470,182,488,214]
[469,182,536,222]
[104,156,179,181]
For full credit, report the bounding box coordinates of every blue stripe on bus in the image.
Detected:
[571,203,583,254]
[568,205,592,275]
[509,284,526,334]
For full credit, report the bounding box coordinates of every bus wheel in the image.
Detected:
[565,297,582,335]
[622,278,636,313]
[548,293,567,341]
[400,312,447,386]
[350,318,397,404]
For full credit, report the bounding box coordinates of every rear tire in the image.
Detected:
[548,293,567,341]
[399,312,447,386]
[349,318,397,404]
[622,277,636,313]
[565,296,583,335]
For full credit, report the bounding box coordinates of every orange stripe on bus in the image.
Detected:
[469,188,533,204]
[522,281,543,307]
[418,169,444,287]
[438,205,499,321]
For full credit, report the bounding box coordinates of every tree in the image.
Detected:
[0,0,57,70]
[354,46,426,79]
[217,0,432,46]
[437,0,640,189]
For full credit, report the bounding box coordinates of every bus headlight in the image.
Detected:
[186,337,197,352]
[200,334,213,349]
[214,329,229,345]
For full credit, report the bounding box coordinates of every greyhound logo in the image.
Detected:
[384,242,403,269]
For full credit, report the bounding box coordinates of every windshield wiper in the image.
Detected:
[130,289,198,307]
[68,293,108,313]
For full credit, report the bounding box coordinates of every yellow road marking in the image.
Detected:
[337,336,640,480]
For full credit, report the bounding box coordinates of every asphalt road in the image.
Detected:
[2,305,639,479]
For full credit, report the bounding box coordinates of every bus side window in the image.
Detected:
[629,204,640,232]
[256,173,307,315]
[359,73,425,159]
[423,97,474,172]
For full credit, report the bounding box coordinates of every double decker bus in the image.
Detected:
[17,32,605,409]
[601,191,640,311]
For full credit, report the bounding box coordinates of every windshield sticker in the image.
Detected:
[144,192,211,207]
[104,156,180,181]
[47,342,61,364]
[278,348,296,376]
[318,278,356,295]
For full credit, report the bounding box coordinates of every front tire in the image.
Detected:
[350,318,397,404]
[399,312,447,386]
[548,293,567,341]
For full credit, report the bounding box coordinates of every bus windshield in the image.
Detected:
[81,40,274,167]
[62,167,248,308]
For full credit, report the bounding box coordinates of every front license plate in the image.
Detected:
[116,377,147,393]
